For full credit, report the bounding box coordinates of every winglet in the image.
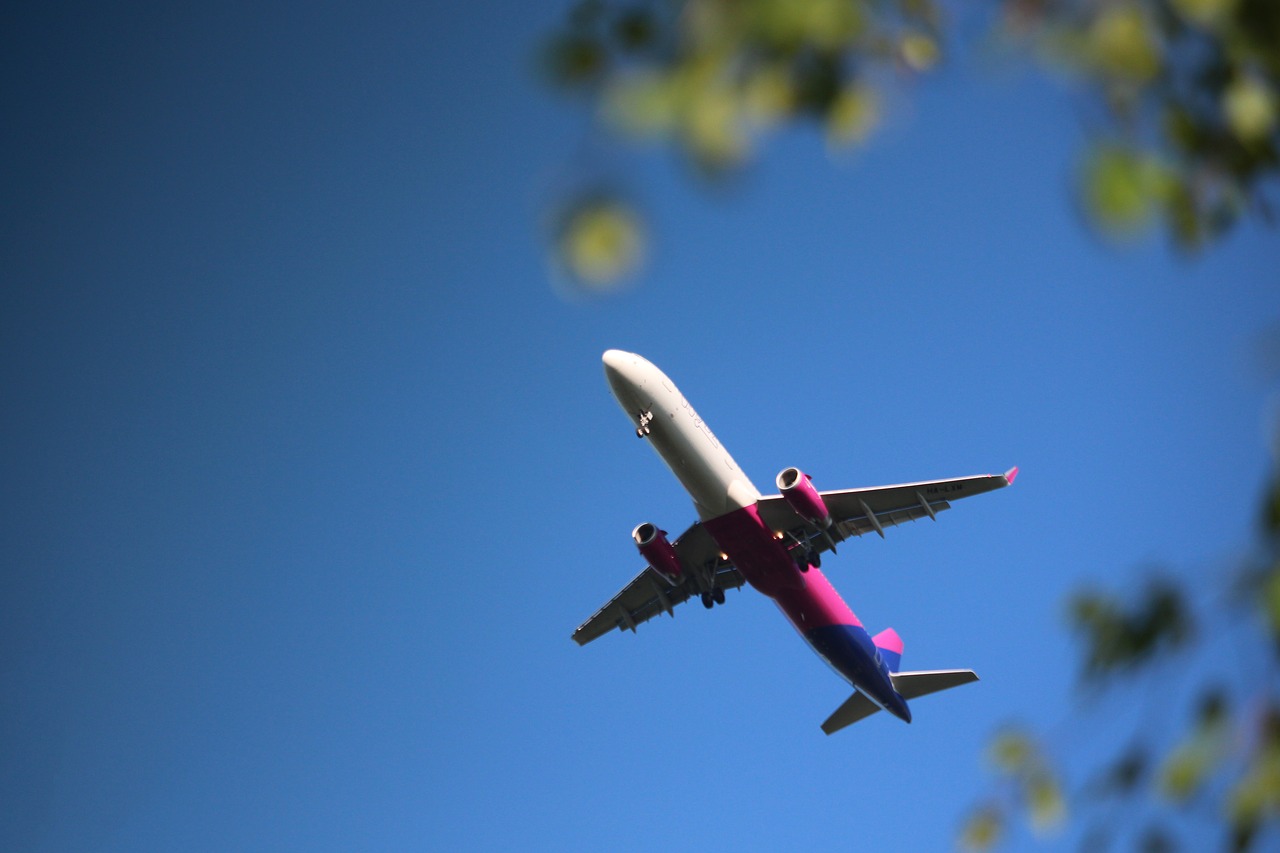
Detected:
[1003,466,1019,485]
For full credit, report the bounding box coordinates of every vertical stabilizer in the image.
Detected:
[872,628,903,673]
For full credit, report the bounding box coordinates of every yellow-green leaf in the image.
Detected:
[1170,0,1238,29]
[1026,771,1067,834]
[557,200,646,290]
[1082,145,1173,236]
[1088,5,1161,83]
[988,729,1036,774]
[957,805,1004,852]
[825,83,879,148]
[1223,76,1277,144]
[901,32,941,72]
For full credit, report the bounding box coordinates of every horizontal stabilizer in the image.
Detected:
[821,669,979,735]
[821,690,881,735]
[889,669,979,700]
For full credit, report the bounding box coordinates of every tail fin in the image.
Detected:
[872,628,903,673]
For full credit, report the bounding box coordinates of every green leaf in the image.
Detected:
[957,804,1004,852]
[1158,711,1231,803]
[1025,770,1067,834]
[1223,76,1277,144]
[825,83,879,148]
[555,197,646,290]
[1082,145,1175,237]
[988,728,1036,774]
[1087,5,1161,83]
[1171,0,1239,30]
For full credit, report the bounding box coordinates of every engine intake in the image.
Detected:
[632,522,683,584]
[776,467,832,528]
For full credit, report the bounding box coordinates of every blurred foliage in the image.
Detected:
[959,436,1280,851]
[1069,576,1194,681]
[551,194,647,293]
[540,0,1279,286]
[1004,0,1280,247]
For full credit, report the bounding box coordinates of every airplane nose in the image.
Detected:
[602,349,631,371]
[602,349,636,389]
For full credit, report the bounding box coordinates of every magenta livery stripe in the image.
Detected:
[773,570,862,631]
[702,504,862,632]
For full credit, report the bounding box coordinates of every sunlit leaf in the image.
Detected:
[685,83,750,170]
[901,32,941,72]
[746,0,864,53]
[1223,76,1277,144]
[957,804,1004,852]
[988,728,1036,774]
[1087,5,1161,83]
[604,72,680,136]
[1226,731,1280,833]
[1171,0,1238,29]
[743,64,795,127]
[1026,770,1067,834]
[555,197,646,290]
[1158,720,1230,803]
[1082,145,1174,237]
[825,83,879,148]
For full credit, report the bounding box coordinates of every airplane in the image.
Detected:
[573,350,1017,734]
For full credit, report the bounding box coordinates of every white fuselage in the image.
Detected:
[602,350,761,520]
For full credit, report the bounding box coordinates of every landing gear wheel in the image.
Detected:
[810,552,821,569]
[701,592,714,609]
[712,587,725,605]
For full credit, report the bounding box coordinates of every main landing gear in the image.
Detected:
[700,587,726,609]
[794,549,820,572]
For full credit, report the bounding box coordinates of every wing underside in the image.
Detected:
[756,470,1015,559]
[573,470,1015,645]
[571,521,744,646]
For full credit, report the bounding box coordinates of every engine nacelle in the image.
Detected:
[776,467,832,528]
[632,522,683,584]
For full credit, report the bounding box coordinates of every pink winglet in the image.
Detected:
[1004,466,1019,485]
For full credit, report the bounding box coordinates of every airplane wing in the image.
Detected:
[572,521,746,646]
[756,468,1017,555]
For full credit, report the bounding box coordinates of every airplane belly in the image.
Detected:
[701,503,805,597]
[648,402,758,519]
[702,503,895,698]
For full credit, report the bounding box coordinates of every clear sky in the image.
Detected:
[3,3,1276,851]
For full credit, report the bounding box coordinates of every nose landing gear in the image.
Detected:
[634,409,653,437]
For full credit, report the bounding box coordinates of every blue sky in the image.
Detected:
[3,3,1277,851]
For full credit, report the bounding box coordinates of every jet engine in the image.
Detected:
[776,467,832,528]
[632,522,683,584]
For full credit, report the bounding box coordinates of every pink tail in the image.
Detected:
[872,628,903,673]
